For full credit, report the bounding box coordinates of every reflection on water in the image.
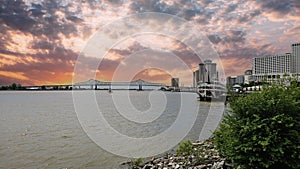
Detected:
[0,91,223,168]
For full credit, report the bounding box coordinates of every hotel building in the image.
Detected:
[291,43,300,73]
[252,42,300,82]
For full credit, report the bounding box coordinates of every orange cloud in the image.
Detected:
[0,71,29,81]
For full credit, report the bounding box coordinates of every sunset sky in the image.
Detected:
[0,0,299,86]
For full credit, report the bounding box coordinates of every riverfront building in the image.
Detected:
[226,70,253,87]
[226,42,300,86]
[252,42,300,82]
[291,43,300,73]
[171,78,179,87]
[193,60,219,87]
[252,53,291,75]
[244,70,253,84]
[193,70,199,88]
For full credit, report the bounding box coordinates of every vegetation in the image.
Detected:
[176,140,194,156]
[214,83,300,168]
[174,139,223,167]
[0,83,25,90]
[132,158,144,166]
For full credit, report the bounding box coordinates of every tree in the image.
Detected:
[214,84,300,168]
[11,83,17,90]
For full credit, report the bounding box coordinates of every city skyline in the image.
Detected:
[226,42,300,86]
[0,0,299,86]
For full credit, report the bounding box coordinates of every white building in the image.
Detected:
[244,70,253,84]
[251,42,300,82]
[252,53,291,75]
[252,51,293,82]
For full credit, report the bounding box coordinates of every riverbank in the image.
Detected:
[120,138,233,169]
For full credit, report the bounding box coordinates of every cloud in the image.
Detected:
[133,68,172,84]
[0,0,299,85]
[250,0,291,15]
[207,30,247,48]
[224,4,238,13]
[31,40,55,50]
[247,0,300,21]
[66,15,83,23]
[0,0,83,40]
[284,23,300,35]
[208,34,222,44]
[129,0,179,15]
[236,10,261,23]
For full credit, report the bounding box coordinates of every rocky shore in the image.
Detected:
[120,139,233,169]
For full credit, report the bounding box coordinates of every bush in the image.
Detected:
[176,140,194,156]
[132,158,144,166]
[214,84,300,168]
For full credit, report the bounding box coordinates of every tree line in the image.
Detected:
[0,83,25,90]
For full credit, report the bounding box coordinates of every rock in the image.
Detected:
[212,155,220,159]
[153,158,161,164]
[211,162,218,169]
[168,162,176,168]
[157,163,163,167]
[212,161,226,169]
[218,161,225,168]
[121,139,234,169]
[142,164,153,169]
[195,164,206,169]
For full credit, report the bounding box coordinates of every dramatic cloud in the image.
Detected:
[0,0,299,85]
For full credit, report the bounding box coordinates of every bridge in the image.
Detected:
[24,79,165,90]
[73,79,165,90]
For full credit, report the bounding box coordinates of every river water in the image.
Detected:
[0,91,224,169]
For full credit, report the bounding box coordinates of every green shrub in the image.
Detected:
[177,140,194,156]
[132,158,144,166]
[214,84,300,168]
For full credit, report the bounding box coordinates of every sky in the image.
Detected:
[0,0,299,86]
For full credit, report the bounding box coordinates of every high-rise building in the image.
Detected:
[193,70,199,87]
[227,42,299,84]
[291,43,300,73]
[171,78,179,87]
[252,53,291,75]
[193,60,219,87]
[198,60,218,83]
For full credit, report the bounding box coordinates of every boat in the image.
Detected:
[197,81,227,101]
